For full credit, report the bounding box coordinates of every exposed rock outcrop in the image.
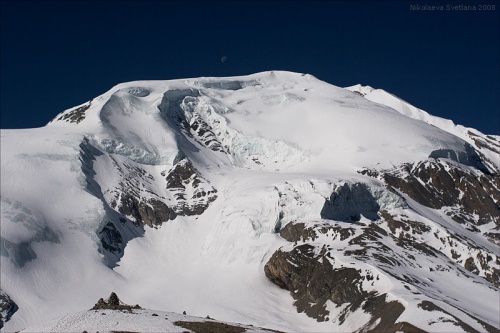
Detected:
[0,290,18,329]
[51,100,92,124]
[98,221,123,253]
[165,158,218,216]
[114,196,177,227]
[106,158,217,226]
[91,292,141,311]
[279,221,355,243]
[264,243,408,330]
[174,321,246,333]
[266,211,500,329]
[360,159,500,226]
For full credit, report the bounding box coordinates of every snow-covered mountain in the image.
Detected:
[1,71,498,332]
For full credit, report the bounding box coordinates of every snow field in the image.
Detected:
[2,71,499,332]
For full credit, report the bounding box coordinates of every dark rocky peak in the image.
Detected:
[98,221,123,254]
[264,241,414,331]
[186,112,227,153]
[104,157,217,227]
[266,211,499,330]
[50,100,92,124]
[164,158,218,215]
[91,292,141,311]
[166,158,200,190]
[361,159,500,228]
[115,196,177,227]
[0,290,18,329]
[279,221,356,243]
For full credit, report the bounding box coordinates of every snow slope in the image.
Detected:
[1,71,498,332]
[345,84,500,172]
[20,308,277,333]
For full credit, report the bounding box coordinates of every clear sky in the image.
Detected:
[1,0,499,134]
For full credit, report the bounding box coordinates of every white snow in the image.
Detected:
[345,84,500,171]
[20,308,276,333]
[1,71,498,332]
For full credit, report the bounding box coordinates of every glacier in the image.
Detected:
[1,71,499,332]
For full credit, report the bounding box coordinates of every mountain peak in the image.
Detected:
[2,72,499,332]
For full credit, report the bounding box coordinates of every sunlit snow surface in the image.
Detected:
[1,71,498,332]
[20,309,275,333]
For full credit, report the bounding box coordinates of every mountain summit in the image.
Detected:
[1,71,498,332]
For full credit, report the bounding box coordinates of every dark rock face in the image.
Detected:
[357,158,500,286]
[98,222,123,253]
[265,245,365,321]
[381,211,431,236]
[266,221,412,329]
[106,158,217,226]
[357,294,406,333]
[264,243,407,330]
[164,158,218,216]
[0,290,18,329]
[187,112,227,153]
[278,222,321,242]
[320,183,380,222]
[107,292,120,306]
[266,213,500,329]
[380,210,500,287]
[52,100,92,124]
[361,160,500,226]
[279,221,355,243]
[113,195,177,227]
[102,155,179,227]
[464,257,479,274]
[174,321,247,333]
[91,292,141,311]
[80,131,218,231]
[173,319,285,333]
[166,159,199,190]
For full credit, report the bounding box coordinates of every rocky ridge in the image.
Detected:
[0,290,18,329]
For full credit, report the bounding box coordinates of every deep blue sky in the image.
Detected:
[1,0,499,134]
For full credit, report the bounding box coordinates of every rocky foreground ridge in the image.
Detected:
[19,293,283,333]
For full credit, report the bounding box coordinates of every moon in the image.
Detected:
[221,56,228,63]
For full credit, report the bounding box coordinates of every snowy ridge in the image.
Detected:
[346,84,459,132]
[20,308,278,333]
[346,84,500,172]
[1,71,499,332]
